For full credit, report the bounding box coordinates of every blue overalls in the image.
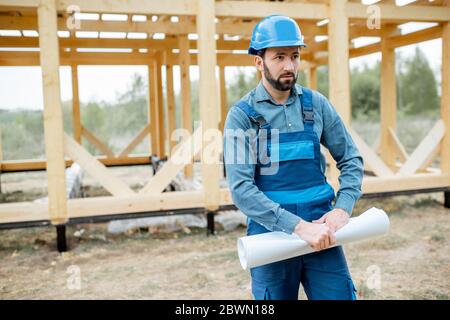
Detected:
[235,87,357,300]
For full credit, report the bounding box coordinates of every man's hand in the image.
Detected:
[294,220,336,251]
[312,208,350,232]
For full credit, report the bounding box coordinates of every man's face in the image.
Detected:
[256,46,300,91]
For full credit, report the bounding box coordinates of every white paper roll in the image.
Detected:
[237,207,390,270]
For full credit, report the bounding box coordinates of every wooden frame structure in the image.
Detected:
[0,0,449,250]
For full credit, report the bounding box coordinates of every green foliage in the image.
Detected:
[397,47,439,117]
[351,62,380,120]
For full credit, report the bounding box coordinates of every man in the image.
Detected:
[223,15,364,300]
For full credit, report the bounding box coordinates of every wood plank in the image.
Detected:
[179,34,193,178]
[380,25,398,167]
[148,60,160,157]
[0,188,235,224]
[64,133,135,196]
[197,0,221,211]
[328,0,351,125]
[118,124,151,157]
[37,0,68,225]
[306,66,317,91]
[71,63,82,143]
[156,51,166,158]
[81,126,114,158]
[219,66,228,132]
[139,126,203,194]
[56,0,197,15]
[215,1,328,19]
[0,0,38,6]
[349,129,394,177]
[442,22,450,179]
[361,173,449,194]
[388,25,443,49]
[166,63,177,154]
[0,156,155,172]
[397,120,446,176]
[346,3,450,22]
[388,127,409,163]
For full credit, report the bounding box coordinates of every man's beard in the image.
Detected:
[263,62,297,91]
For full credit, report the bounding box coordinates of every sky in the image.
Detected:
[0,23,443,111]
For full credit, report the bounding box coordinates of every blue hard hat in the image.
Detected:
[248,15,307,55]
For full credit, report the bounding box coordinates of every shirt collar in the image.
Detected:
[255,81,303,105]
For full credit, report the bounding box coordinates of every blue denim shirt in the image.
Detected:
[224,82,364,234]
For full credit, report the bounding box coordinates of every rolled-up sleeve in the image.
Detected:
[319,95,364,215]
[224,106,302,233]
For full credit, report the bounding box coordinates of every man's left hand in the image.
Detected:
[312,208,350,232]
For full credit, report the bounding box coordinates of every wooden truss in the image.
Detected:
[0,0,449,228]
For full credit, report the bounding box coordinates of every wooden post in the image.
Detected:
[37,0,68,227]
[306,65,317,91]
[166,62,177,154]
[327,0,350,185]
[328,0,351,125]
[256,69,262,82]
[148,58,160,157]
[156,51,166,158]
[441,22,450,208]
[380,25,398,168]
[71,63,81,144]
[179,34,193,178]
[197,0,220,222]
[219,66,228,132]
[0,126,2,194]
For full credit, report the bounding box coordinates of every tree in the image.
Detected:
[398,47,439,116]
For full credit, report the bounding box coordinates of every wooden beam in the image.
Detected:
[215,1,328,19]
[148,60,160,157]
[349,128,394,177]
[219,65,228,132]
[81,126,114,158]
[166,63,177,154]
[156,51,166,158]
[347,3,450,22]
[380,25,398,167]
[118,124,151,158]
[56,0,197,15]
[442,22,450,182]
[70,64,81,143]
[178,34,193,178]
[0,188,235,224]
[361,173,450,194]
[64,133,135,196]
[37,0,67,225]
[328,0,351,126]
[0,0,38,6]
[0,125,3,192]
[397,120,446,176]
[0,155,155,172]
[139,126,203,194]
[388,25,443,49]
[306,66,317,91]
[388,127,409,163]
[197,0,221,211]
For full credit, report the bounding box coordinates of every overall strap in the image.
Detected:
[235,100,271,130]
[300,87,314,132]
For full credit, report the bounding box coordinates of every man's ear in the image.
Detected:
[254,56,263,72]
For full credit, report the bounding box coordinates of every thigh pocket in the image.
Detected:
[347,278,358,300]
[250,260,287,284]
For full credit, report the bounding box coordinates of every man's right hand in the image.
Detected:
[294,219,336,251]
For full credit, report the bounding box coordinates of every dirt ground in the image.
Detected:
[0,168,449,299]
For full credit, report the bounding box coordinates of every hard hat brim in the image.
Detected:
[248,40,307,55]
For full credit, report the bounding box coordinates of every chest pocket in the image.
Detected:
[270,140,315,162]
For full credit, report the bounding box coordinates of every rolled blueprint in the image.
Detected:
[237,207,390,270]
